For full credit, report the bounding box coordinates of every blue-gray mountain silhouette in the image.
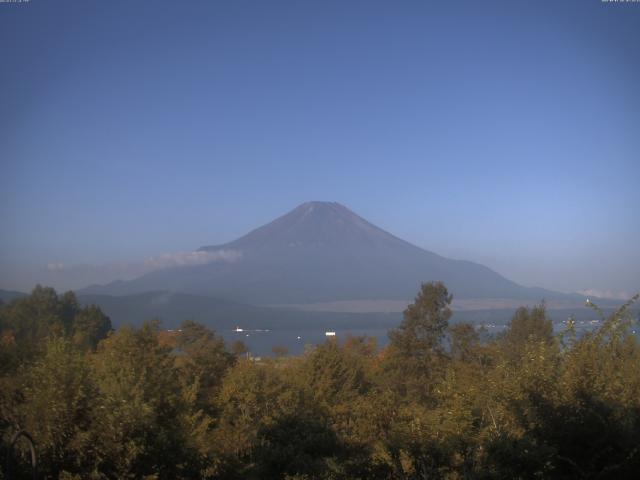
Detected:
[81,201,563,304]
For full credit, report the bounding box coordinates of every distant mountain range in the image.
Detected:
[0,289,27,303]
[79,201,580,305]
[0,201,624,340]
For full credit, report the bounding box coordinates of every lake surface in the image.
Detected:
[220,327,392,356]
[217,308,633,357]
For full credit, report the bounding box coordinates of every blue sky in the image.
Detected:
[1,0,639,296]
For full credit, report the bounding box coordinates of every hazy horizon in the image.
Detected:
[0,200,636,300]
[1,1,639,297]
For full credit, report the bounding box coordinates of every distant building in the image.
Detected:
[325,331,336,337]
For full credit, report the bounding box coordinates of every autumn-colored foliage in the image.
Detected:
[1,284,639,479]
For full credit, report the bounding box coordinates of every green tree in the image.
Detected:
[175,320,235,411]
[501,303,553,360]
[449,322,479,363]
[384,281,452,401]
[300,340,369,416]
[0,286,66,356]
[90,321,199,479]
[388,281,452,357]
[71,304,112,351]
[253,412,340,480]
[12,337,100,478]
[272,345,289,357]
[231,340,249,357]
[0,287,111,367]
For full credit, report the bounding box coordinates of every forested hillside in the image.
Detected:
[1,284,639,479]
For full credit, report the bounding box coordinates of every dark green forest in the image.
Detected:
[1,283,639,479]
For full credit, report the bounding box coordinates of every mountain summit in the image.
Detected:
[81,202,559,304]
[200,201,411,251]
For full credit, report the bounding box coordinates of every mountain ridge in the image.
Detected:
[79,201,577,304]
[199,201,418,251]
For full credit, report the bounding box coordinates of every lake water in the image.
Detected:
[220,327,392,356]
[217,308,636,357]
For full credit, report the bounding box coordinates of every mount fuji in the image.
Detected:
[80,201,570,305]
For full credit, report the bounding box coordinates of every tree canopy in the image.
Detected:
[1,285,639,479]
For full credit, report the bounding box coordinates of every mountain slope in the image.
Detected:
[0,289,28,303]
[80,201,567,304]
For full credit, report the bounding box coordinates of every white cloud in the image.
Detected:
[143,249,242,269]
[32,250,242,291]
